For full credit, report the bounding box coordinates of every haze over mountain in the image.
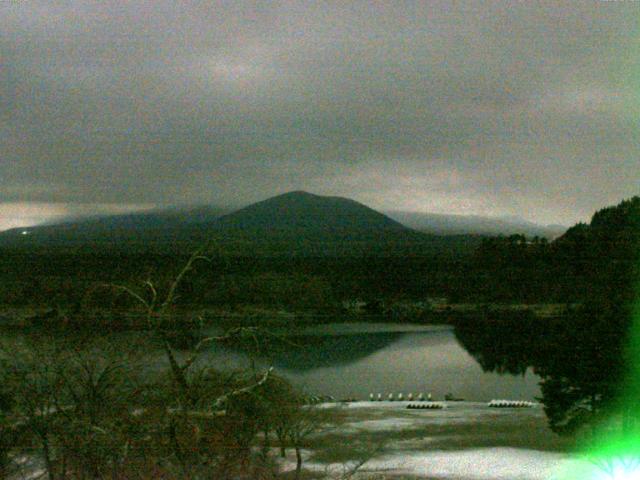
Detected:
[0,205,230,250]
[58,205,231,230]
[0,191,484,255]
[0,191,572,257]
[1,192,563,238]
[386,211,567,239]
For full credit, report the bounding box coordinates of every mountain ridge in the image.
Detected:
[0,191,561,254]
[386,210,566,239]
[0,191,434,255]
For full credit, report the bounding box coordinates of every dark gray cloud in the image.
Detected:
[1,1,638,229]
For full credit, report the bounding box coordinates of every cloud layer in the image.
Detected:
[2,1,638,227]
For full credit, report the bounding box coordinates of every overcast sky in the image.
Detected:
[1,1,638,230]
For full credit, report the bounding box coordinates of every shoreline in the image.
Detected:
[0,302,573,331]
[277,401,585,479]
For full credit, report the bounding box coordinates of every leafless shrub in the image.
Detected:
[0,250,326,479]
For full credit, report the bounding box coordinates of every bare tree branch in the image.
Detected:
[212,367,274,411]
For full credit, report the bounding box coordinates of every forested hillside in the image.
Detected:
[460,196,640,304]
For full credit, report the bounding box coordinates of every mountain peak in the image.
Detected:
[264,190,350,203]
[0,191,431,255]
[279,190,315,197]
[214,191,407,235]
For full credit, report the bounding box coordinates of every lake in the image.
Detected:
[195,322,542,402]
[1,321,542,403]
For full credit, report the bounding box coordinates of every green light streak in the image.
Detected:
[554,276,640,479]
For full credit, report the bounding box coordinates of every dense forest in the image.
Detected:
[466,196,640,304]
[454,196,640,446]
[0,197,637,318]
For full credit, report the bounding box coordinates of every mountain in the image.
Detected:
[52,205,230,230]
[0,206,230,251]
[202,191,456,255]
[385,211,566,239]
[0,191,483,255]
[553,195,640,266]
[214,191,407,236]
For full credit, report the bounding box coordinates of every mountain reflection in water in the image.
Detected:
[208,324,541,401]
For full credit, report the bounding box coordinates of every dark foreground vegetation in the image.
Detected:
[454,304,638,437]
[0,196,638,478]
[0,335,330,479]
[0,259,329,479]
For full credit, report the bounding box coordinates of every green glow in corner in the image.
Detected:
[554,281,640,480]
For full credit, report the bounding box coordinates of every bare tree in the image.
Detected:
[4,345,62,480]
[2,250,320,479]
[108,250,279,477]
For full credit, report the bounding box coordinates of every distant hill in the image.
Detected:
[553,195,640,265]
[0,192,484,256]
[214,191,407,236]
[385,211,566,239]
[0,206,230,251]
[550,196,640,302]
[555,196,640,245]
[201,191,479,256]
[54,205,230,229]
[466,195,640,303]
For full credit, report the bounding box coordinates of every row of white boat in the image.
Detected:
[368,394,535,408]
[304,394,536,408]
[406,403,445,409]
[487,400,535,408]
[369,393,433,401]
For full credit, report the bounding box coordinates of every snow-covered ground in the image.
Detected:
[282,401,597,479]
[281,448,589,480]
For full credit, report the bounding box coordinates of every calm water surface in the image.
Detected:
[198,323,541,402]
[3,322,541,402]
